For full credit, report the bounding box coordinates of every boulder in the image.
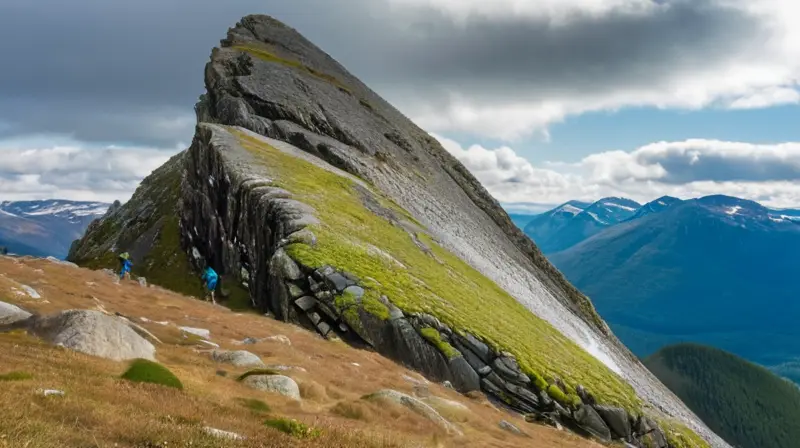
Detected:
[593,405,632,440]
[243,374,301,400]
[210,349,265,367]
[265,334,291,345]
[451,336,490,373]
[294,296,317,312]
[572,404,612,442]
[447,356,481,392]
[26,310,155,361]
[0,301,31,325]
[365,390,463,435]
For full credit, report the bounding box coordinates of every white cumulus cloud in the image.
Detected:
[436,134,800,209]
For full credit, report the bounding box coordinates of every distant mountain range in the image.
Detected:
[0,200,111,259]
[523,198,640,253]
[645,343,800,448]
[515,194,800,382]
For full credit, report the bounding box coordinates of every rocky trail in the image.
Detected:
[0,255,604,448]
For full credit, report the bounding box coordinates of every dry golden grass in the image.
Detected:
[0,256,604,448]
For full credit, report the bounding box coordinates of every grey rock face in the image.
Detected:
[26,310,155,361]
[572,404,612,442]
[210,349,265,367]
[492,354,531,387]
[242,374,300,400]
[593,405,632,440]
[365,390,462,436]
[0,301,31,325]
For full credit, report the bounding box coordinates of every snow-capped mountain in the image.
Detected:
[0,200,111,259]
[523,197,641,253]
[626,196,683,221]
[546,194,800,385]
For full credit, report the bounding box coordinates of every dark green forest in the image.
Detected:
[645,344,800,448]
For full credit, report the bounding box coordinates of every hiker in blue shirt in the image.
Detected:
[118,252,132,281]
[201,265,219,304]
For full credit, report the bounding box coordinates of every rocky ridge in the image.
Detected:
[70,14,729,448]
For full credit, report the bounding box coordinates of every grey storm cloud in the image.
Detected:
[0,0,768,148]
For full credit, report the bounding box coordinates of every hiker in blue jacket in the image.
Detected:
[118,252,132,281]
[201,265,219,304]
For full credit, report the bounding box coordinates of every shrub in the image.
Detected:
[264,417,322,439]
[331,401,372,421]
[0,371,33,381]
[236,368,279,382]
[121,359,183,390]
[236,397,271,413]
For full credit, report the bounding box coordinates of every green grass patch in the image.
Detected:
[232,44,353,95]
[121,359,183,390]
[362,290,390,320]
[525,369,549,392]
[236,397,271,414]
[236,369,280,382]
[264,417,322,439]
[231,129,642,412]
[661,420,711,448]
[547,384,581,408]
[0,371,33,381]
[419,327,459,359]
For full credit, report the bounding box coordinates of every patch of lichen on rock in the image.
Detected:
[231,128,641,411]
[231,43,353,95]
[419,327,459,359]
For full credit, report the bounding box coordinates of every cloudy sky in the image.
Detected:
[1,0,799,211]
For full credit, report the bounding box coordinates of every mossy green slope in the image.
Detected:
[646,343,800,448]
[232,129,640,411]
[67,152,204,298]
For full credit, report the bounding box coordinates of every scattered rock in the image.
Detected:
[324,272,353,292]
[343,285,364,299]
[137,277,147,288]
[203,427,245,441]
[199,340,220,348]
[453,332,491,364]
[179,326,211,339]
[236,337,260,345]
[39,389,65,397]
[498,420,525,436]
[26,310,156,361]
[210,349,265,367]
[20,285,41,299]
[243,374,301,400]
[492,354,530,386]
[365,390,463,436]
[422,396,470,413]
[265,335,291,345]
[294,296,317,311]
[0,301,31,325]
[442,380,454,389]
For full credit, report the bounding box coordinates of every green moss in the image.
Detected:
[121,359,183,390]
[232,44,352,95]
[524,369,549,392]
[660,420,711,448]
[230,130,641,412]
[264,417,322,439]
[547,384,580,408]
[419,327,460,359]
[361,290,390,320]
[236,397,271,414]
[0,371,33,381]
[236,369,280,382]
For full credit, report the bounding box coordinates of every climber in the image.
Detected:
[201,265,219,304]
[118,252,132,281]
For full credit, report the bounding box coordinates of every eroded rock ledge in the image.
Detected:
[180,124,674,447]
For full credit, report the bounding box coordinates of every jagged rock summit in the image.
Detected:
[70,14,729,448]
